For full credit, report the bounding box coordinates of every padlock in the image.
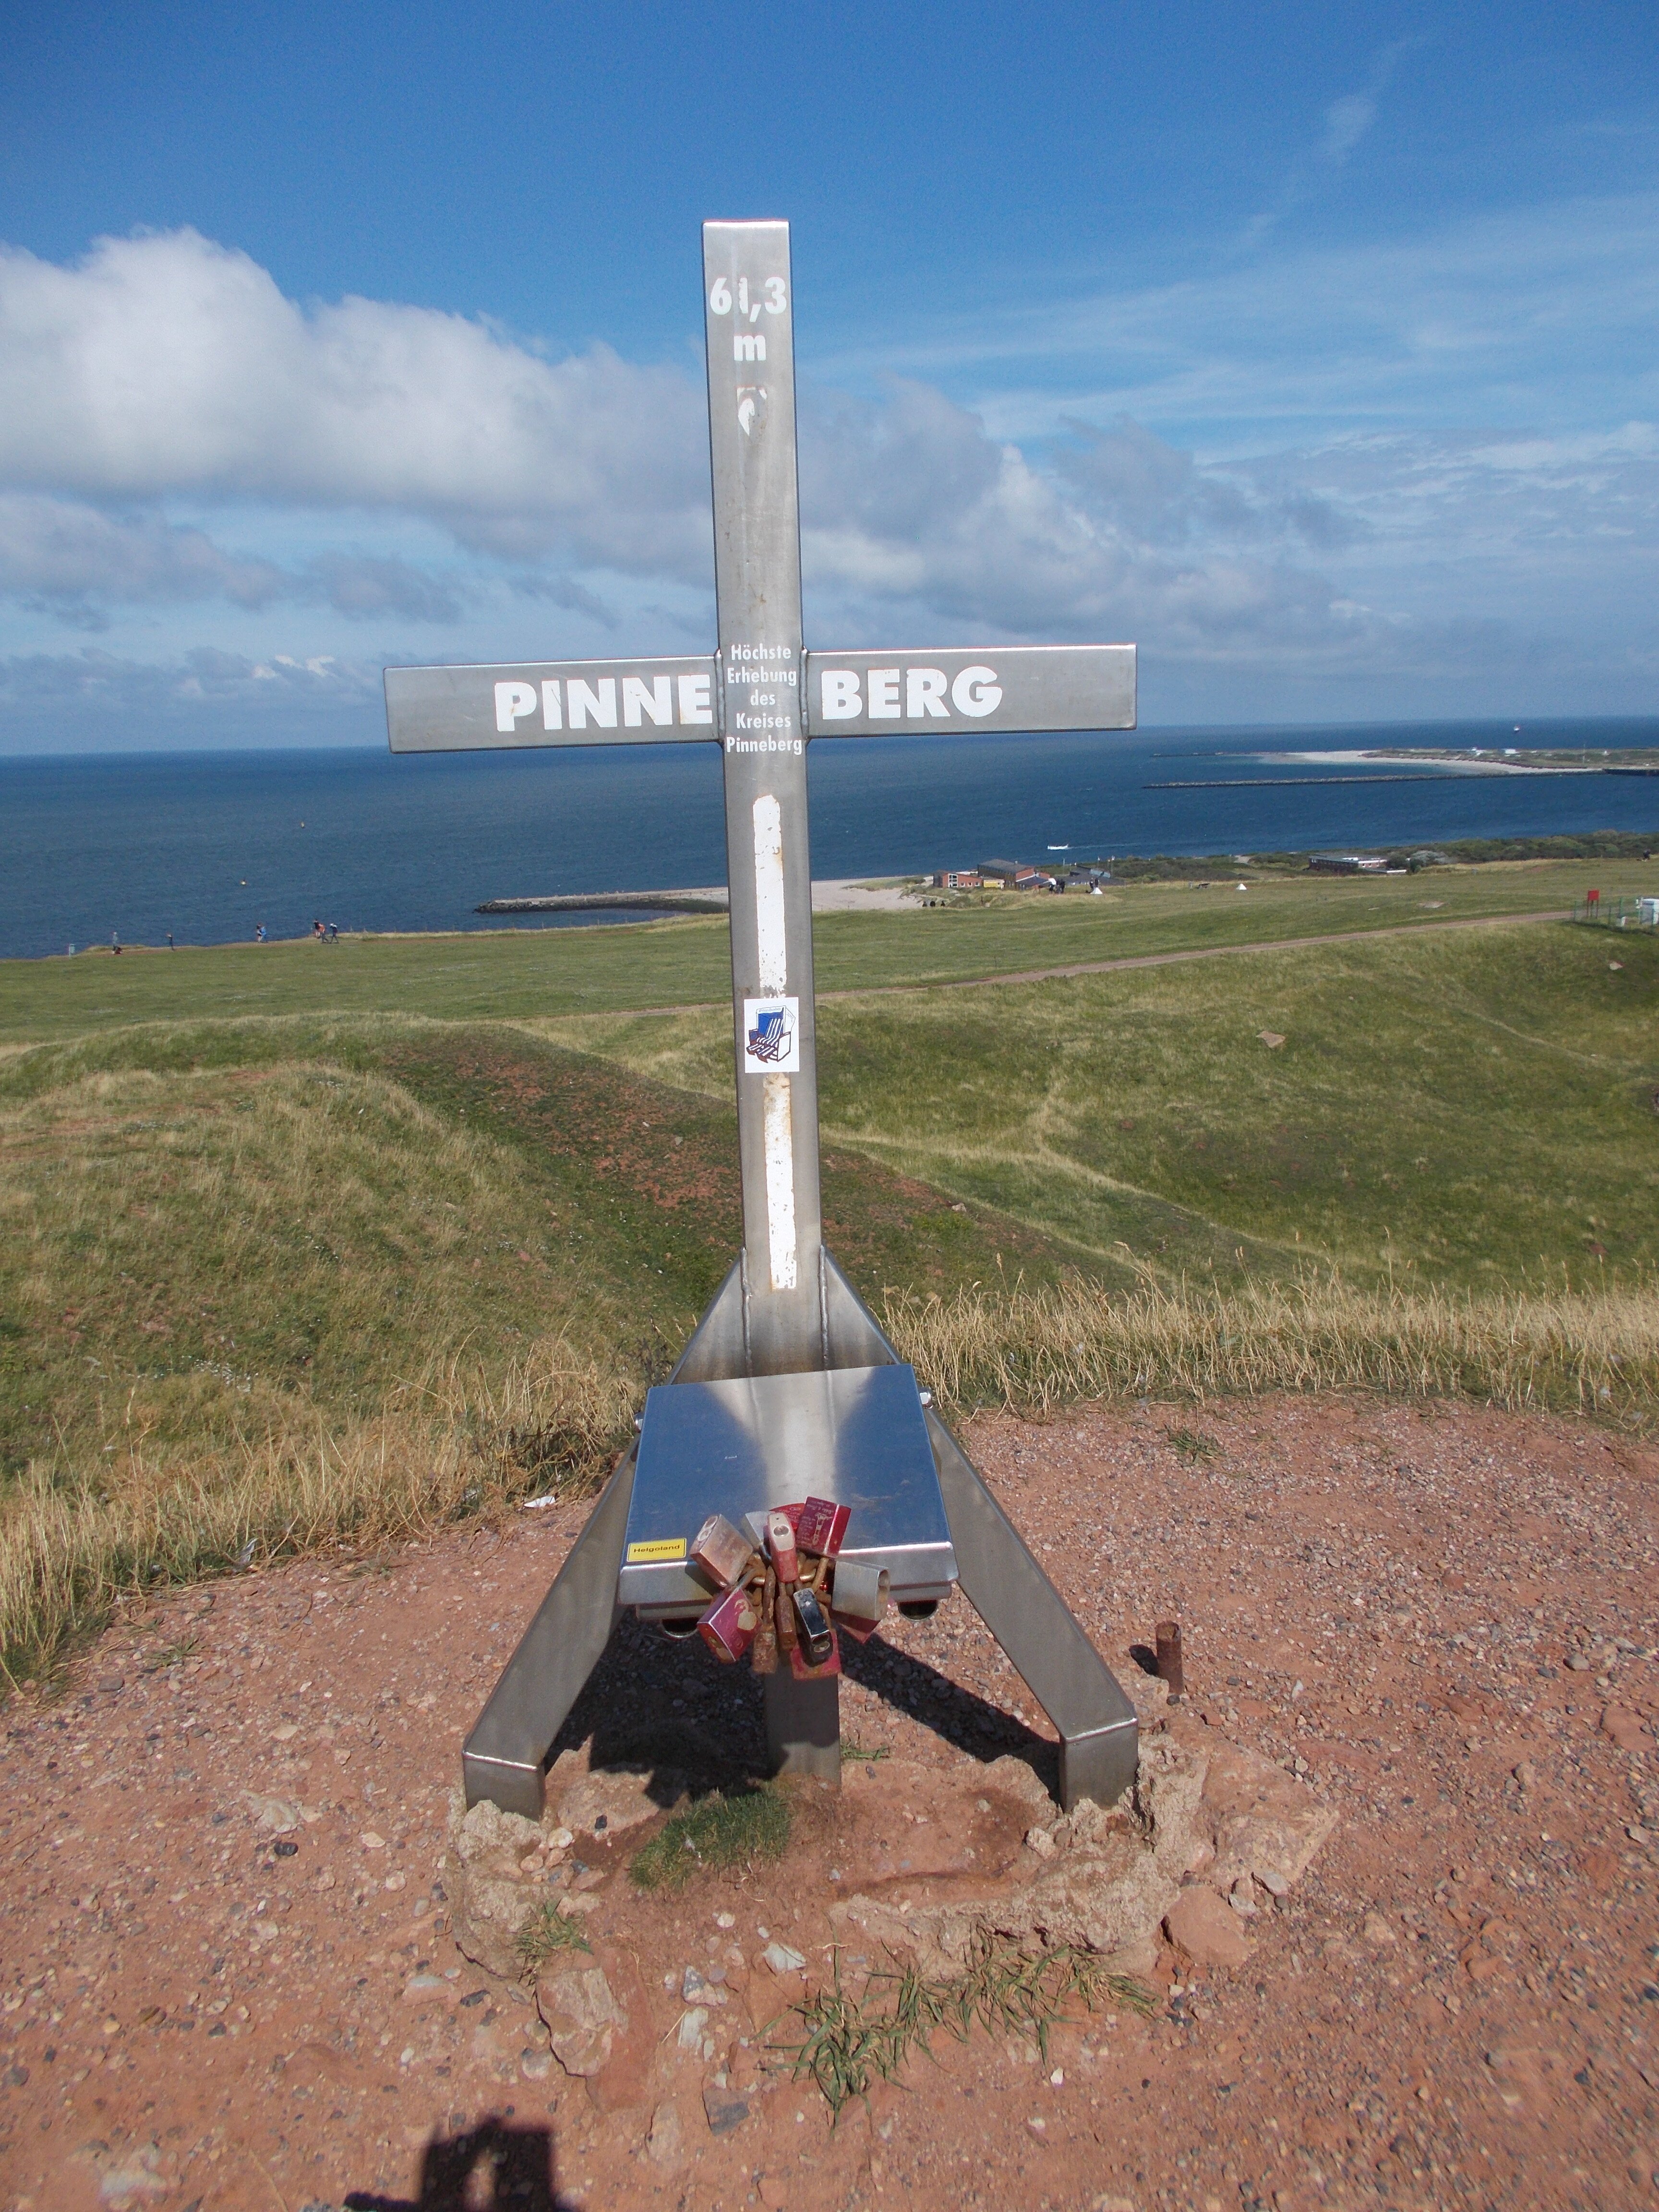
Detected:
[789,1619,841,1680]
[765,1510,800,1586]
[829,1562,889,1643]
[690,1512,756,1591]
[791,1584,834,1668]
[794,1496,851,1559]
[749,1566,779,1673]
[697,1583,757,1665]
[774,1571,800,1654]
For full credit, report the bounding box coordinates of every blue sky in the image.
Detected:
[1,0,1655,747]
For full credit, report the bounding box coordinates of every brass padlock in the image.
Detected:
[750,1565,779,1673]
[775,1572,800,1655]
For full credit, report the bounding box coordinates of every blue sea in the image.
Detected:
[2,718,1657,962]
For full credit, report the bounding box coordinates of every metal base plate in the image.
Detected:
[619,1363,955,1615]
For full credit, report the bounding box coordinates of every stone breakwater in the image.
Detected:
[475,888,730,915]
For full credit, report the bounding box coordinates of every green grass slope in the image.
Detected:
[0,1016,1077,1497]
[559,917,1659,1292]
[3,877,1655,1681]
[2,856,1641,1045]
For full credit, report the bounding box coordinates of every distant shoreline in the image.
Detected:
[476,878,919,917]
[1280,746,1659,776]
[8,729,1659,962]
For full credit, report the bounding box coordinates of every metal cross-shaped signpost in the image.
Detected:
[386,221,1142,1821]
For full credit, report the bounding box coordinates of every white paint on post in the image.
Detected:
[752,793,788,993]
[753,792,796,1289]
[762,1072,798,1291]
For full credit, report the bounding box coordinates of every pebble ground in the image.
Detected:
[1,1393,1655,2211]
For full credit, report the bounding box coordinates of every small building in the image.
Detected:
[1307,854,1388,875]
[931,868,981,890]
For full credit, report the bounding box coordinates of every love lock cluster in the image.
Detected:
[690,1499,890,1682]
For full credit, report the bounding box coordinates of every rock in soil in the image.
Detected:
[445,1791,544,1979]
[1166,1882,1255,1969]
[535,1962,625,2078]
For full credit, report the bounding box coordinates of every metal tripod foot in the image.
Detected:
[927,1407,1139,1812]
[460,1447,637,1820]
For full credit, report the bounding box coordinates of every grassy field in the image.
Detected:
[2,866,1656,1681]
[1,856,1644,1043]
[0,1013,1075,1677]
[556,916,1659,1292]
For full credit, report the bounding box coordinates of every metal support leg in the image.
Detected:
[763,1670,842,1784]
[460,1448,638,1818]
[926,1409,1139,1812]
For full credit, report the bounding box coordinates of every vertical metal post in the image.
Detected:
[703,220,838,1781]
[702,221,825,1381]
[437,222,1140,1820]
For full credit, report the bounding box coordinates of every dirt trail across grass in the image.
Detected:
[2,1392,1653,2211]
[614,907,1575,1017]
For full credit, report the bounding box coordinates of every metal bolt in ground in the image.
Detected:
[1155,1619,1185,1701]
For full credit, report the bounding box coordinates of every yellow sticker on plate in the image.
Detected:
[625,1537,687,1564]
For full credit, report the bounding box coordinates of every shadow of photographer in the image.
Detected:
[343,2113,572,2211]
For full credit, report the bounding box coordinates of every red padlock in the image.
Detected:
[765,1510,800,1586]
[794,1496,851,1559]
[697,1584,758,1664]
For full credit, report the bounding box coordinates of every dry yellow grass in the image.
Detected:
[0,1342,633,1688]
[882,1269,1659,1429]
[11,1264,1656,1684]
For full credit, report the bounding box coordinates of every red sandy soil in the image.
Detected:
[2,1394,1656,2212]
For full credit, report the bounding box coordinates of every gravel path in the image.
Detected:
[1,1393,1654,2211]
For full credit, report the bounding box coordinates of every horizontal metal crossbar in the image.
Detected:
[385,656,718,753]
[802,644,1134,736]
[385,643,1135,754]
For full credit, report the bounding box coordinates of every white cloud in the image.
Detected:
[3,233,1397,667]
[1244,40,1418,244]
[2,217,1656,727]
[0,644,381,717]
[0,493,475,627]
[0,227,711,574]
[0,494,286,624]
[839,192,1659,446]
[797,379,1399,669]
